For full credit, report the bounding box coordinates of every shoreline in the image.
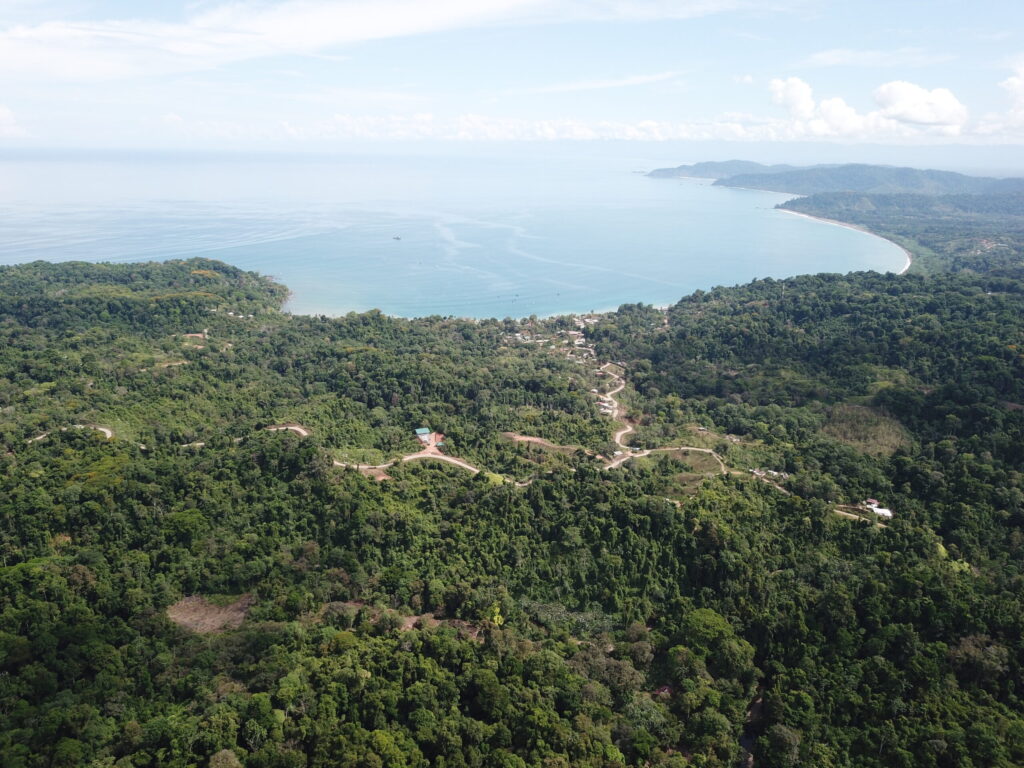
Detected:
[661,176,913,276]
[9,176,914,324]
[288,302,630,323]
[777,207,913,275]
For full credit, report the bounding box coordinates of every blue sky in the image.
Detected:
[0,0,1022,152]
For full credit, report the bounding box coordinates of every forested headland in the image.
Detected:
[647,161,1024,196]
[779,191,1024,274]
[3,251,1024,767]
[647,159,1024,275]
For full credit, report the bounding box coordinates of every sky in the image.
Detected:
[1,0,1023,157]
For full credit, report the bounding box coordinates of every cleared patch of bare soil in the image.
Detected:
[167,594,255,634]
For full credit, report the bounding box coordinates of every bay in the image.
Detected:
[0,150,906,318]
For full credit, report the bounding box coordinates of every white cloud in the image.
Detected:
[0,0,761,81]
[0,104,27,138]
[768,76,968,139]
[165,111,764,142]
[810,96,866,135]
[770,76,816,119]
[164,107,884,143]
[999,64,1024,126]
[805,47,953,68]
[158,75,976,144]
[976,64,1024,137]
[873,81,968,128]
[131,68,993,145]
[276,113,609,141]
[513,71,681,95]
[1003,67,1024,106]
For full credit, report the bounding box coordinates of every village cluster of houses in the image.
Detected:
[561,328,596,360]
[590,389,616,415]
[511,331,549,344]
[209,308,255,318]
[566,347,595,361]
[506,317,608,365]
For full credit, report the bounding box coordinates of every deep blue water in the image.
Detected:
[0,151,906,318]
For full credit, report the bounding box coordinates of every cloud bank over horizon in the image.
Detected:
[0,0,1021,148]
[147,75,1011,144]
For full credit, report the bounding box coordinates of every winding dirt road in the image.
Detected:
[588,368,881,523]
[28,347,887,524]
[266,424,311,437]
[605,445,728,472]
[834,506,888,528]
[333,445,481,475]
[401,452,480,473]
[28,424,114,443]
[504,433,580,453]
[596,363,727,474]
[598,363,635,450]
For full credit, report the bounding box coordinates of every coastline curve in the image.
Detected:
[776,207,912,275]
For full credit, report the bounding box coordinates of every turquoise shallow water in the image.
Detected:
[0,152,905,318]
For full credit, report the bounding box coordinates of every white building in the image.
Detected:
[864,500,894,519]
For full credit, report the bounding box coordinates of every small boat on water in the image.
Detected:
[393,236,401,240]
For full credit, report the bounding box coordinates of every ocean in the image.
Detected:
[0,149,906,318]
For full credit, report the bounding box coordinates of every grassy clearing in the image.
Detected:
[822,403,911,456]
[501,432,581,456]
[332,447,390,466]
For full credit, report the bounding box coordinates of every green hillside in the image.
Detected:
[713,163,1017,195]
[779,192,1024,273]
[646,160,809,179]
[3,257,1024,767]
[647,160,1024,196]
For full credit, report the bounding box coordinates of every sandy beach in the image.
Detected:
[778,208,913,275]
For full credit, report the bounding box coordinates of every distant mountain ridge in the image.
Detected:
[648,160,1024,196]
[646,160,813,179]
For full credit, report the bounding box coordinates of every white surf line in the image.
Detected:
[505,242,690,289]
[778,208,913,275]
